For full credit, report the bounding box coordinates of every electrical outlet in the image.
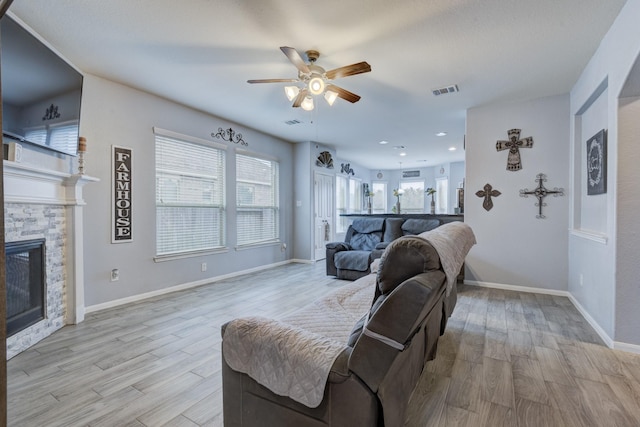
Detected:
[201,262,207,272]
[579,273,584,287]
[111,269,120,282]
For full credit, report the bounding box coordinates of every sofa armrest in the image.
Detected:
[374,242,389,250]
[326,242,352,276]
[326,241,351,251]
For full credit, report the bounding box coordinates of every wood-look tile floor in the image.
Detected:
[7,262,640,426]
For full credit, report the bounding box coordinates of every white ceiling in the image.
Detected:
[8,0,627,170]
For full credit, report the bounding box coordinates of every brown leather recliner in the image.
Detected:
[222,235,457,427]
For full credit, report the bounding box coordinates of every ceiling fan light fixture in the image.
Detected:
[324,90,338,106]
[284,86,300,101]
[301,96,314,111]
[308,77,325,95]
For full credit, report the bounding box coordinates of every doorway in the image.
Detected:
[313,172,334,261]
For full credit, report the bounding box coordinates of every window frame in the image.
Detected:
[399,179,425,213]
[153,127,228,261]
[235,149,280,249]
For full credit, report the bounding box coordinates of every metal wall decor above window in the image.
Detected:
[212,127,247,146]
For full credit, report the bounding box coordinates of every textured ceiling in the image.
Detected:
[8,0,628,170]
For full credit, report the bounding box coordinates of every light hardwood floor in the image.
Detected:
[7,262,640,426]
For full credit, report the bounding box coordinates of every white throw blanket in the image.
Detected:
[222,273,376,408]
[419,222,477,295]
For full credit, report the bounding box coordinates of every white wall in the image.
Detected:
[466,94,570,291]
[569,0,640,346]
[79,74,295,308]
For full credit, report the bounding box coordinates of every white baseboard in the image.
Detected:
[86,260,293,314]
[566,294,614,348]
[291,258,315,264]
[464,280,569,297]
[613,341,640,354]
[464,280,618,350]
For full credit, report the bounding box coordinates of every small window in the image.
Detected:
[371,181,387,213]
[236,152,280,247]
[435,178,449,214]
[400,180,425,213]
[336,175,348,233]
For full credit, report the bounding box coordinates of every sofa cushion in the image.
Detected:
[401,218,440,235]
[350,232,382,251]
[351,218,384,234]
[376,236,440,295]
[335,250,372,272]
[382,218,404,242]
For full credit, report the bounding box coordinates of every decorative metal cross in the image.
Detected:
[520,173,564,219]
[475,183,501,211]
[496,129,533,171]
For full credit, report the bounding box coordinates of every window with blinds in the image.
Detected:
[155,133,226,256]
[236,153,279,247]
[49,122,80,153]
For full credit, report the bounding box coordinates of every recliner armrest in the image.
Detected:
[374,242,390,250]
[326,242,351,251]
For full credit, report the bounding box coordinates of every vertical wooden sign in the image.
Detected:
[112,145,132,243]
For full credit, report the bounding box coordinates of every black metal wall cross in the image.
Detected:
[519,173,564,219]
[496,128,533,171]
[475,183,501,211]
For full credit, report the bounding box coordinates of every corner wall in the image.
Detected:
[570,0,640,347]
[466,94,570,291]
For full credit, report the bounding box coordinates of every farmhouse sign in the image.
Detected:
[112,145,132,243]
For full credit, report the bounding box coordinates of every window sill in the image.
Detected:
[235,240,281,251]
[153,247,228,262]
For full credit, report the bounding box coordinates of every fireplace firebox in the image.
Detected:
[5,238,46,337]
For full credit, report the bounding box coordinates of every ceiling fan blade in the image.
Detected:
[325,62,371,80]
[247,78,299,84]
[292,88,308,108]
[280,46,310,74]
[326,84,361,103]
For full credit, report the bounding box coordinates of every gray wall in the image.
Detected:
[569,0,640,346]
[79,74,295,308]
[466,94,570,291]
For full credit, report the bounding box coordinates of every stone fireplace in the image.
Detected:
[4,161,97,358]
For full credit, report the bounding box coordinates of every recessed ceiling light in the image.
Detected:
[448,147,456,151]
[436,132,447,137]
[399,152,407,157]
[379,140,389,145]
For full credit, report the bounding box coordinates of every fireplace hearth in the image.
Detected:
[5,238,46,337]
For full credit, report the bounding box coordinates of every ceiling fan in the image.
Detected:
[248,47,371,111]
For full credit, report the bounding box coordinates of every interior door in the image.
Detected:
[314,172,334,261]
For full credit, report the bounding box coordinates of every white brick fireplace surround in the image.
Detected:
[3,161,97,359]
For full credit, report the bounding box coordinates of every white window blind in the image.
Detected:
[236,153,279,246]
[49,122,80,153]
[24,127,47,146]
[155,134,226,255]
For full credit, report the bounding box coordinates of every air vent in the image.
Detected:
[285,119,303,125]
[432,84,459,96]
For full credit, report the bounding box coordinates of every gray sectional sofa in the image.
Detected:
[221,222,476,427]
[326,216,453,280]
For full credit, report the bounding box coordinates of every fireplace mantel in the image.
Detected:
[3,160,98,331]
[3,161,98,205]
